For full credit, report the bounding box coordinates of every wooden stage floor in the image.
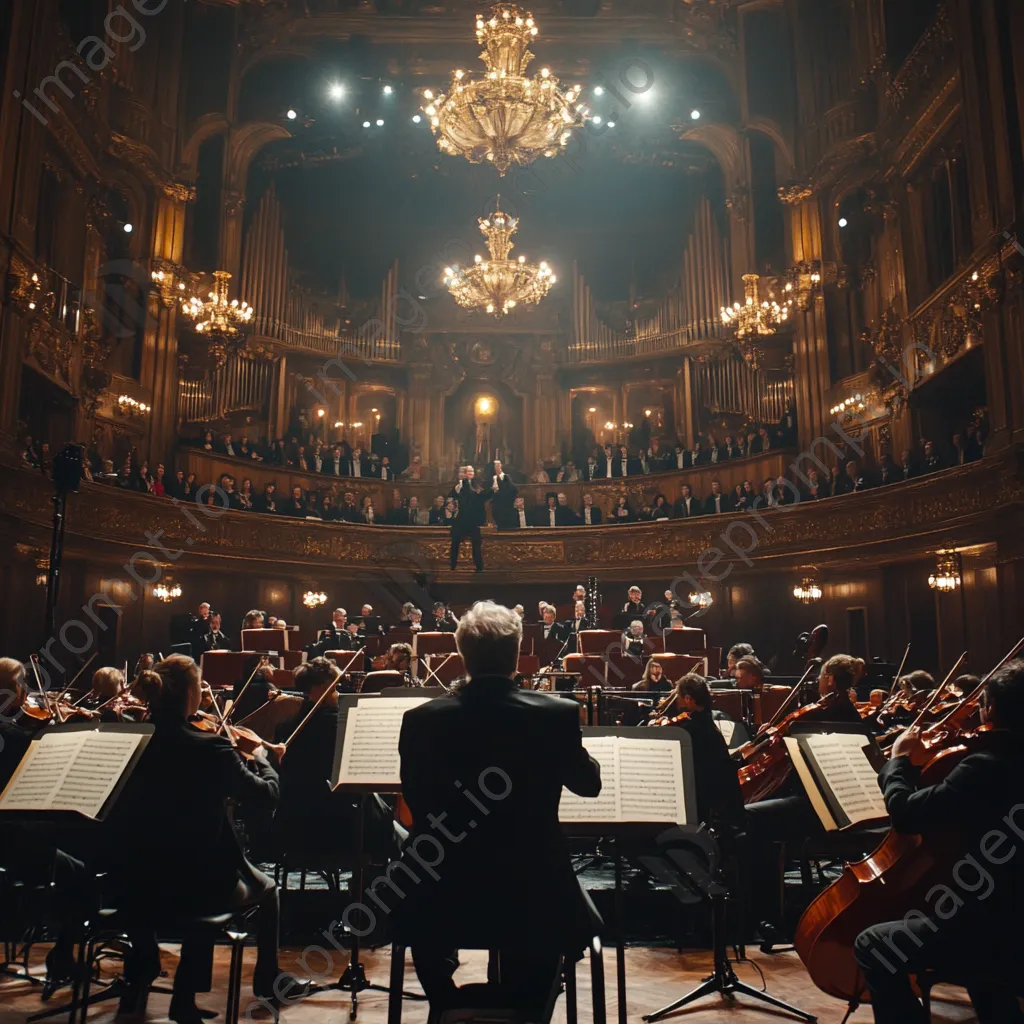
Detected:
[0,944,978,1023]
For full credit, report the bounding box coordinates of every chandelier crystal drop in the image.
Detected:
[721,273,791,339]
[443,199,556,317]
[423,2,587,176]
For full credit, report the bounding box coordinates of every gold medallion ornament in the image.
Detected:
[422,2,587,176]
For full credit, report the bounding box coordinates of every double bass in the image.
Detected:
[793,636,1024,1006]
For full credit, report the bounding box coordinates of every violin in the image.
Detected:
[192,710,280,760]
[794,637,1024,1004]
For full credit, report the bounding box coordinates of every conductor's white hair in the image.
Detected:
[455,601,523,679]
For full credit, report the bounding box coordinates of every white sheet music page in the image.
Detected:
[559,735,619,823]
[0,732,87,811]
[618,739,687,823]
[804,732,886,825]
[50,732,144,818]
[715,719,736,744]
[338,697,431,787]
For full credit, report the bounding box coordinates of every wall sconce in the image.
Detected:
[830,393,867,418]
[784,261,823,312]
[150,261,189,308]
[928,550,961,592]
[35,558,50,587]
[303,590,328,608]
[153,581,183,603]
[117,394,152,417]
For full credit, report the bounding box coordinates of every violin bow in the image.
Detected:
[279,667,342,752]
[927,634,1024,734]
[888,643,912,695]
[758,657,821,737]
[421,653,455,693]
[29,655,63,724]
[908,651,966,730]
[224,656,271,724]
[55,652,99,705]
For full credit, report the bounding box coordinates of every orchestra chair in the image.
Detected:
[516,654,540,679]
[241,628,290,653]
[648,654,704,680]
[388,628,415,648]
[662,627,706,654]
[561,654,606,688]
[709,689,749,724]
[280,651,305,670]
[424,654,467,687]
[759,685,793,724]
[362,635,388,659]
[414,632,458,680]
[577,630,623,657]
[386,884,605,1024]
[604,650,646,689]
[270,668,296,691]
[200,652,282,690]
[643,635,666,654]
[362,670,405,693]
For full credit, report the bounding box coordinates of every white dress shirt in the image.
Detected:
[548,508,557,527]
[620,458,629,476]
[583,506,593,525]
[517,508,528,528]
[352,457,361,477]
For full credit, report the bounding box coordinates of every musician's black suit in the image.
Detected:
[397,677,601,1016]
[855,731,1024,1023]
[449,480,490,571]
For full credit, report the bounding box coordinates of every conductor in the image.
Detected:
[397,601,602,1019]
[449,466,491,572]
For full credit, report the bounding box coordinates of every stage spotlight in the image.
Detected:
[691,109,701,120]
[382,84,393,95]
[593,85,604,96]
[362,120,371,128]
[123,223,133,233]
[839,217,849,228]
[412,114,422,123]
[376,118,384,126]
[328,84,344,100]
[592,115,602,125]
[286,109,297,120]
[607,121,615,128]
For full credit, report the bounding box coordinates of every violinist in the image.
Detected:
[382,642,417,684]
[100,655,311,1021]
[431,601,458,633]
[854,659,1024,1024]
[632,659,671,693]
[272,657,392,863]
[725,643,755,681]
[0,657,36,787]
[81,666,146,721]
[231,654,278,722]
[875,670,936,731]
[650,674,743,826]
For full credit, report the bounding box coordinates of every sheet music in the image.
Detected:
[559,736,686,824]
[715,719,736,744]
[337,697,431,786]
[559,736,619,822]
[0,730,144,817]
[804,732,887,825]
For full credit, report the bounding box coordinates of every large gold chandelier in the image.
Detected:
[422,2,586,176]
[443,200,555,316]
[180,270,254,365]
[720,273,791,339]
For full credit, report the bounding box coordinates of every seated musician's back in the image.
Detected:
[397,601,601,1017]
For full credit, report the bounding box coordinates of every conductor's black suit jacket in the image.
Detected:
[396,677,601,950]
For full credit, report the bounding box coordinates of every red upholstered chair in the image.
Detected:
[324,650,365,678]
[517,654,540,679]
[423,653,466,686]
[241,628,290,653]
[648,653,704,682]
[362,670,405,693]
[710,688,749,723]
[643,634,666,654]
[362,635,388,659]
[281,651,305,670]
[662,626,707,653]
[201,651,282,689]
[577,630,623,656]
[562,654,606,688]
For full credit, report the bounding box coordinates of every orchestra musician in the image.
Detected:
[854,659,1024,1023]
[395,601,601,1020]
[317,607,353,652]
[100,655,310,1021]
[567,600,593,635]
[622,619,647,658]
[189,602,211,658]
[80,666,146,721]
[0,657,36,787]
[199,611,231,654]
[632,658,671,692]
[431,601,458,632]
[648,674,743,826]
[449,465,491,572]
[623,585,645,617]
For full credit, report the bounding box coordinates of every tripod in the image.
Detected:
[642,878,816,1022]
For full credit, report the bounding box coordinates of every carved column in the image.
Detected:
[406,364,435,466]
[220,190,246,282]
[981,268,1024,451]
[726,183,753,294]
[270,353,288,440]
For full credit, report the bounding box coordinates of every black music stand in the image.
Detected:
[324,693,431,1020]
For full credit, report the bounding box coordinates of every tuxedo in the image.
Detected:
[253,494,277,515]
[704,492,730,515]
[671,450,688,471]
[428,507,447,525]
[708,446,723,464]
[376,464,395,482]
[622,600,645,617]
[600,454,615,479]
[613,456,636,478]
[338,502,360,523]
[201,630,232,653]
[584,461,601,481]
[450,480,490,570]
[347,455,365,478]
[565,617,593,635]
[316,626,352,654]
[540,620,572,645]
[541,504,579,527]
[324,455,346,477]
[490,473,518,529]
[723,444,741,460]
[507,506,530,530]
[674,495,699,518]
[578,504,602,526]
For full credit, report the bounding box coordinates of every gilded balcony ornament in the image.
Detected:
[6,254,44,315]
[422,2,588,176]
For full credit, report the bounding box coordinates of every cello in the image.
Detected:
[793,636,1024,1006]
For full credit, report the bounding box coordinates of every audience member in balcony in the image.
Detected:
[803,468,830,499]
[674,484,699,518]
[135,461,152,493]
[150,464,167,497]
[896,449,917,481]
[384,492,406,526]
[236,478,253,511]
[98,458,117,483]
[760,477,780,508]
[169,469,185,499]
[437,496,457,527]
[405,496,423,525]
[723,435,742,460]
[579,493,602,526]
[922,439,944,473]
[282,485,307,518]
[583,454,601,481]
[530,460,551,484]
[648,494,671,520]
[668,444,687,472]
[731,483,747,512]
[199,430,215,453]
[877,453,899,486]
[964,421,984,461]
[704,480,730,515]
[348,447,367,478]
[834,459,870,496]
[322,445,344,477]
[427,495,446,525]
[238,436,259,461]
[554,460,579,483]
[336,492,359,522]
[633,659,670,693]
[360,496,376,524]
[253,483,277,515]
[504,496,529,530]
[610,494,633,523]
[400,454,424,480]
[558,492,579,526]
[616,445,639,477]
[375,455,397,482]
[116,459,135,490]
[20,435,40,468]
[707,435,725,464]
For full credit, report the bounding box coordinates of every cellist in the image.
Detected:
[853,658,1024,1024]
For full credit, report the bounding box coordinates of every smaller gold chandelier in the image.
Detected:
[117,394,151,417]
[444,200,555,317]
[688,591,713,610]
[153,581,183,603]
[181,271,253,339]
[928,550,961,592]
[721,274,791,339]
[303,590,328,609]
[793,575,822,603]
